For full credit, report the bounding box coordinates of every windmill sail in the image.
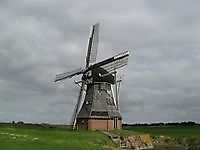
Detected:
[86,23,99,67]
[72,82,86,129]
[88,51,129,72]
[101,52,129,72]
[71,23,99,128]
[55,68,83,82]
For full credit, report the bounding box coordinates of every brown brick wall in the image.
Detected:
[88,119,107,131]
[77,118,122,131]
[118,119,122,129]
[87,119,122,131]
[107,119,113,131]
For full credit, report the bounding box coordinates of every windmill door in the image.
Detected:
[77,119,88,130]
[114,117,118,129]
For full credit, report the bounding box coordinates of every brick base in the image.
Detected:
[77,118,122,131]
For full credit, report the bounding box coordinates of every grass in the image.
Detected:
[1,124,200,150]
[124,126,200,138]
[0,125,115,150]
[111,128,142,136]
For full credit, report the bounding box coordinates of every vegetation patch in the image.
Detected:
[1,123,200,150]
[124,125,200,150]
[0,124,115,150]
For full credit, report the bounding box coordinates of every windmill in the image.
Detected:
[55,23,129,131]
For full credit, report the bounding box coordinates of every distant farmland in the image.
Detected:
[124,125,200,138]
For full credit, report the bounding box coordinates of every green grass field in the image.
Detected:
[1,124,200,150]
[124,126,200,138]
[0,125,115,150]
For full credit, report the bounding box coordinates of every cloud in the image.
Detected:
[0,0,200,124]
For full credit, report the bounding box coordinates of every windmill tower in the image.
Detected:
[55,23,129,131]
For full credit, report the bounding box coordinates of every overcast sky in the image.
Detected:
[0,0,200,124]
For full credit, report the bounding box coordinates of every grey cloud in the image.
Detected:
[0,0,200,124]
